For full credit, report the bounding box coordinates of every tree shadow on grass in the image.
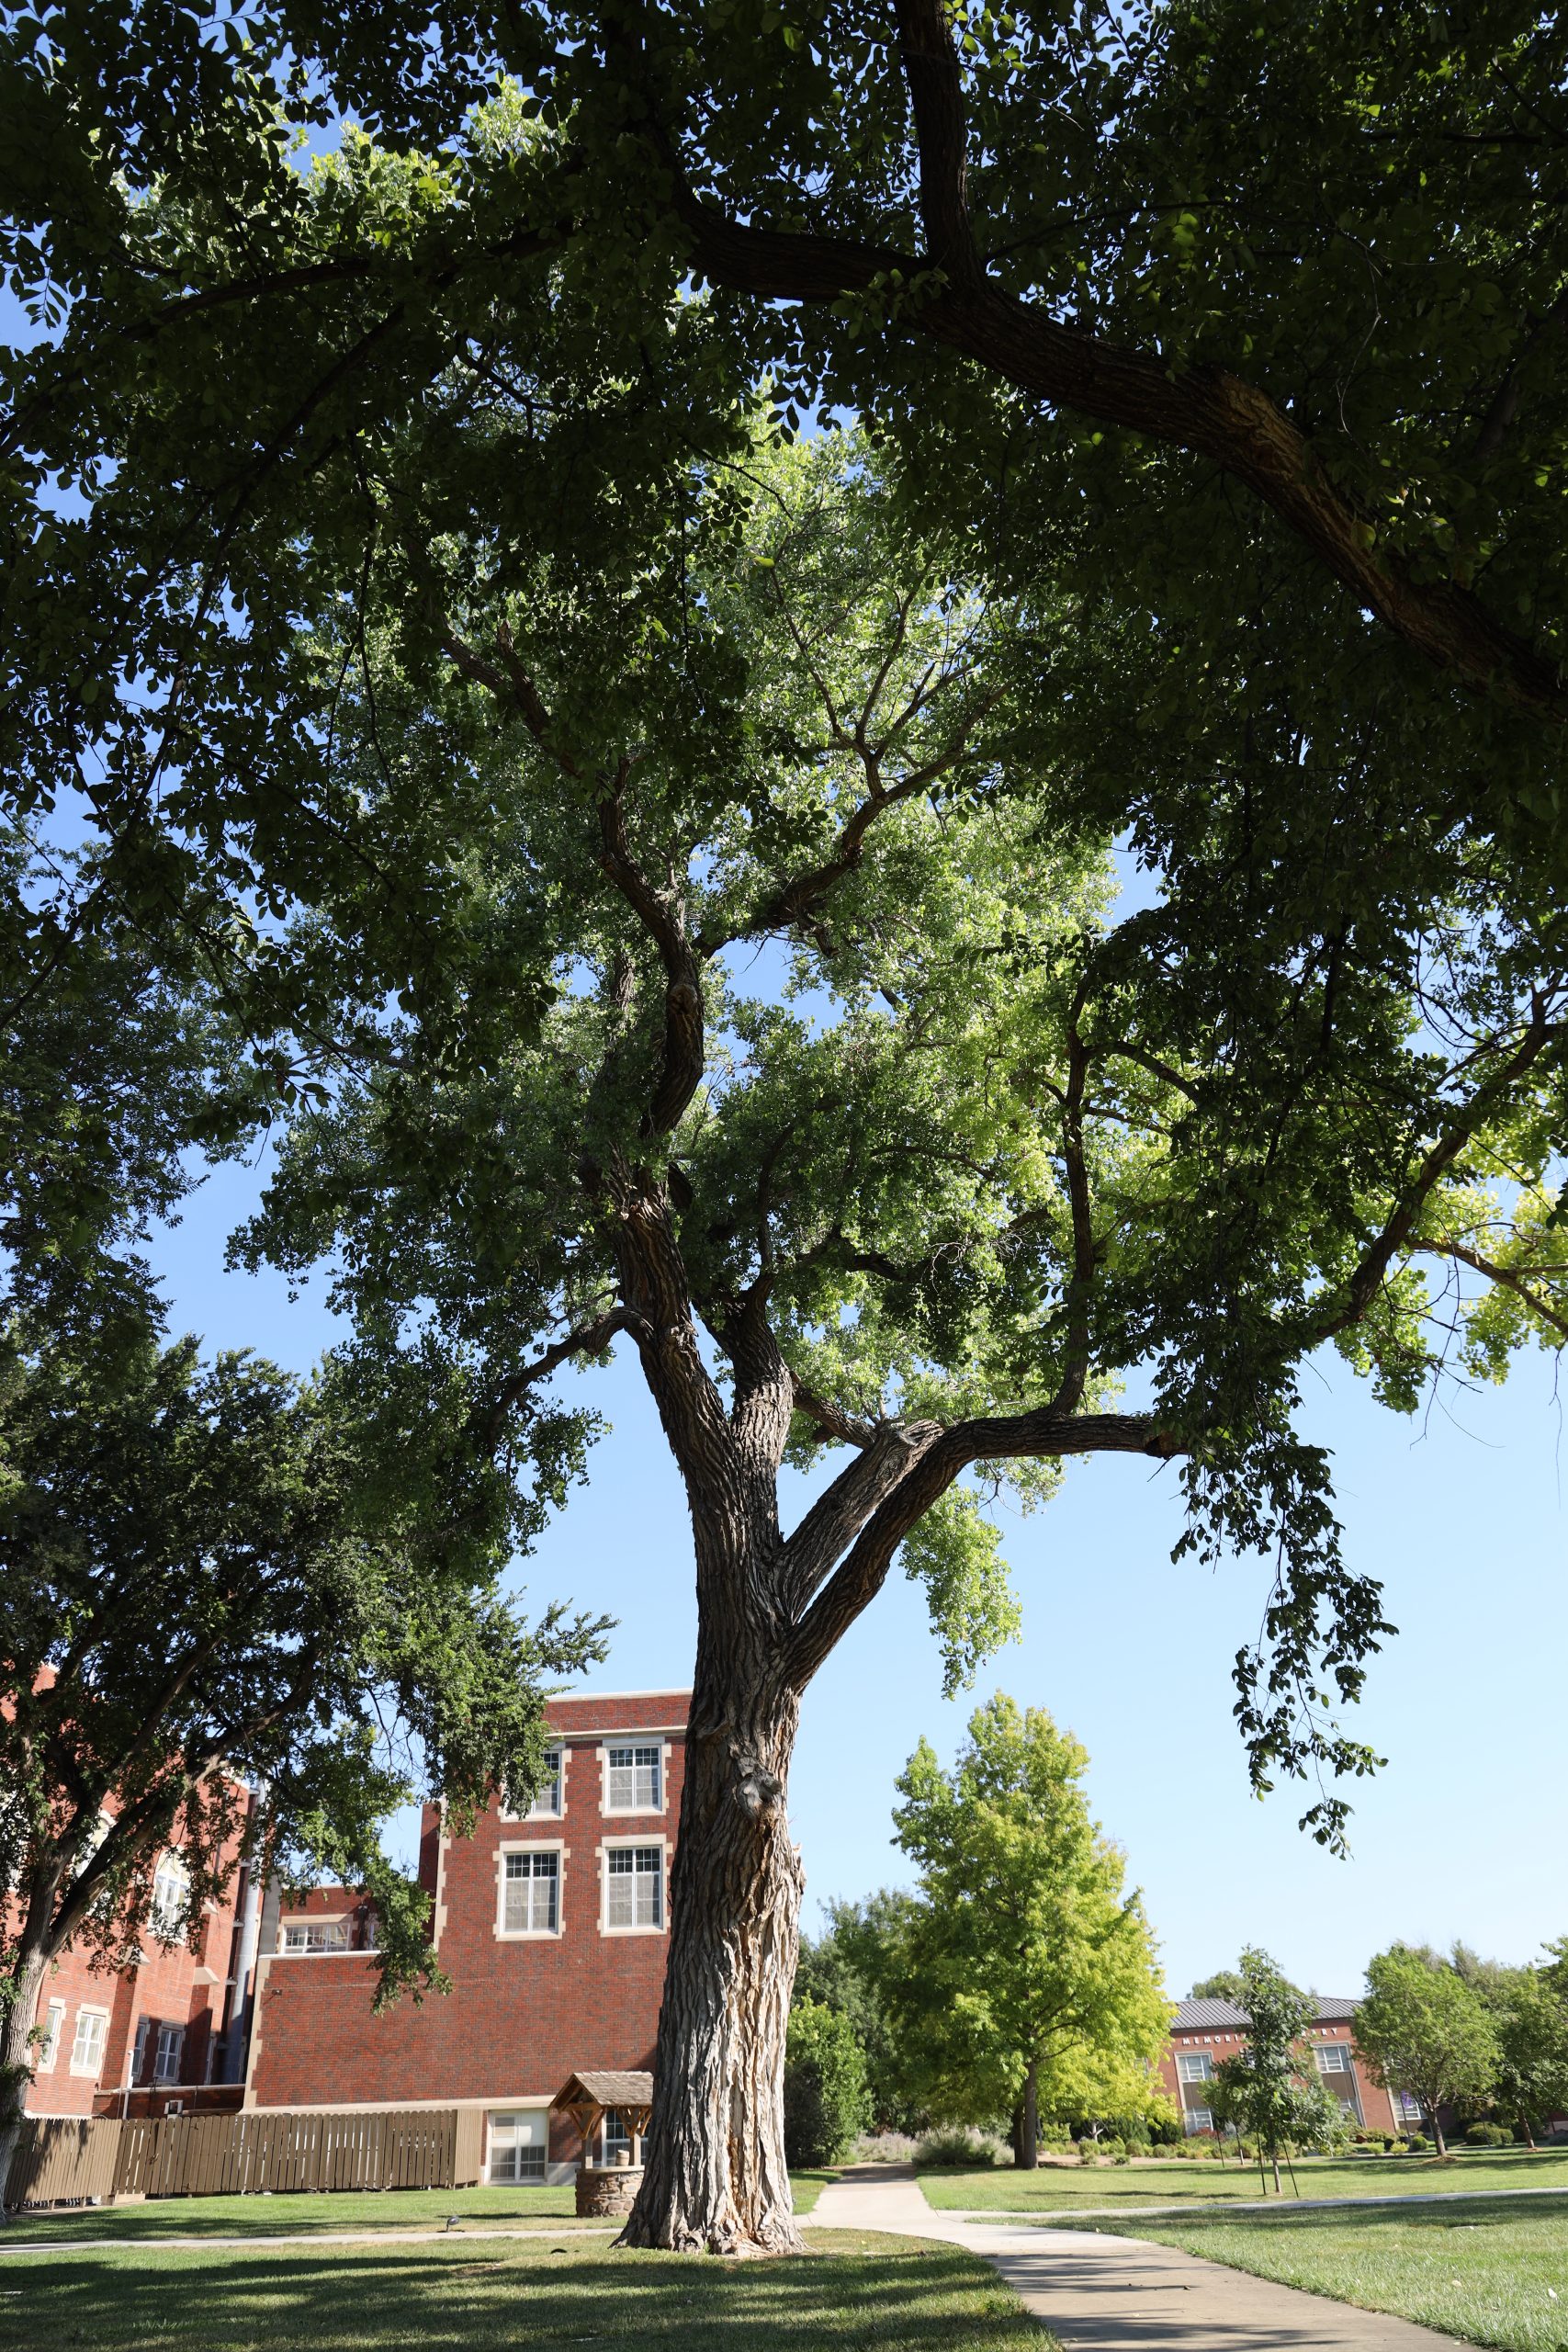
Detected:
[0,2244,1037,2352]
[1135,2193,1568,2243]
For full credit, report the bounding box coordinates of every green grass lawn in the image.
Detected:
[0,2231,1045,2352]
[919,2145,1568,2213]
[6,2174,836,2245]
[1086,2191,1568,2352]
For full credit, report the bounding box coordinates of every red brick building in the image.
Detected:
[1160,1995,1416,2136]
[17,1782,262,2122]
[244,1689,689,2184]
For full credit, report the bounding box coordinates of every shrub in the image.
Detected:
[784,1997,871,2167]
[1464,2121,1512,2148]
[1404,2133,1428,2153]
[914,2126,999,2168]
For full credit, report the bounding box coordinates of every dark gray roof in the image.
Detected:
[1173,1995,1359,2030]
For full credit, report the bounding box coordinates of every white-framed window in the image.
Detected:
[1177,2051,1213,2084]
[1315,2042,1351,2075]
[132,2016,153,2083]
[528,1747,564,1818]
[499,1847,560,1937]
[600,2111,633,2165]
[488,2109,547,2183]
[151,1851,188,1938]
[70,2007,108,2077]
[604,1745,661,1813]
[604,1842,664,1932]
[153,2024,185,2085]
[1184,2106,1214,2134]
[281,1918,351,1953]
[35,2000,65,2073]
[1393,2088,1425,2123]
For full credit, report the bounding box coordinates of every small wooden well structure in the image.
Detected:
[551,2069,653,2218]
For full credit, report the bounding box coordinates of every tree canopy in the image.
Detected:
[1356,1943,1502,2157]
[875,1696,1170,2167]
[8,0,1568,766]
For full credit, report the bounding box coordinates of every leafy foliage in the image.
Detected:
[1357,1944,1503,2157]
[874,1697,1170,2154]
[0,1317,606,2129]
[795,1892,927,2136]
[783,1996,872,2167]
[1205,1948,1343,2180]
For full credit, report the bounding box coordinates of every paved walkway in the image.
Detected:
[807,2168,1461,2349]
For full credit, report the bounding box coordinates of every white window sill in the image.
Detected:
[494,1927,563,1942]
[600,1921,667,1938]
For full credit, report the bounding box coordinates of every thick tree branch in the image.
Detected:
[642,80,1568,723]
[1314,998,1567,1342]
[595,785,706,1136]
[784,1408,1183,1689]
[482,1306,628,1443]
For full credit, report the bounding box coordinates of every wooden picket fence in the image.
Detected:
[5,2116,122,2210]
[7,2106,474,2208]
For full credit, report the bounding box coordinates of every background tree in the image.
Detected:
[878,1698,1169,2171]
[1189,1972,1247,2006]
[782,1997,871,2169]
[0,1319,604,2210]
[1205,1949,1318,2194]
[795,1894,926,2137]
[1357,1946,1502,2159]
[1453,1940,1568,2146]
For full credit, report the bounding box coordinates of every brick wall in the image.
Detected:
[22,1794,254,2120]
[246,1690,690,2149]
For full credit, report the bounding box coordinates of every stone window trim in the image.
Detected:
[69,2005,109,2078]
[35,1998,65,2073]
[495,1838,568,1940]
[599,1739,671,1817]
[597,1834,669,1937]
[500,1743,568,1822]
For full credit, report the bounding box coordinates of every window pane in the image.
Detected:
[72,2012,106,2073]
[503,1850,558,1932]
[528,1750,563,1817]
[1178,2052,1212,2083]
[1317,2044,1350,2073]
[607,1746,660,1809]
[489,2110,547,2183]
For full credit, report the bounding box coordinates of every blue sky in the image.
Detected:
[155,1142,1568,2004]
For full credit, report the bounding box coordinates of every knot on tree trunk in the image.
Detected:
[729,1749,784,1820]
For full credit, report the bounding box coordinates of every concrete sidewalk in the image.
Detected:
[807,2168,1461,2349]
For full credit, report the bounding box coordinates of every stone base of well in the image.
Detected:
[575,2164,643,2219]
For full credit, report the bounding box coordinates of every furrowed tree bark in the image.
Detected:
[620,1623,806,2253]
[0,1949,47,2219]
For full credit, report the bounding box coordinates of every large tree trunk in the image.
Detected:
[0,1951,47,2219]
[620,1636,805,2253]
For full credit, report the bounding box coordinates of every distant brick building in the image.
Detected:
[1160,1995,1415,2136]
[244,1689,689,2184]
[17,1783,261,2122]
